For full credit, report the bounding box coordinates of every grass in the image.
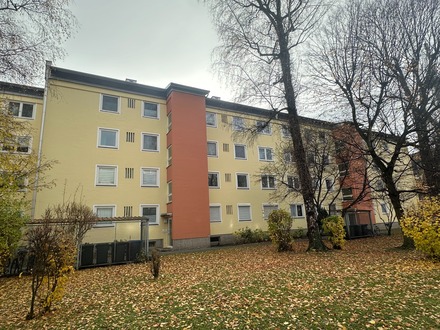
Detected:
[0,234,439,329]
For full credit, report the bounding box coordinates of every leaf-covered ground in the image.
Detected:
[0,235,439,329]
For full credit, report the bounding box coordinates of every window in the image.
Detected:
[256,120,271,135]
[236,173,249,189]
[206,112,217,127]
[323,154,330,166]
[376,179,385,191]
[238,204,252,221]
[281,125,290,138]
[329,203,337,215]
[0,172,27,191]
[141,205,159,225]
[319,132,326,141]
[94,206,115,217]
[234,144,247,159]
[142,133,159,151]
[283,150,293,162]
[304,129,312,143]
[290,204,304,217]
[1,136,31,154]
[232,116,245,131]
[143,102,159,118]
[210,205,221,222]
[101,94,119,113]
[226,205,233,215]
[96,165,117,186]
[225,173,232,182]
[287,176,300,190]
[207,141,218,157]
[258,147,273,161]
[167,181,172,202]
[263,204,278,220]
[9,102,35,119]
[342,188,353,200]
[167,113,172,132]
[221,114,228,123]
[98,128,118,148]
[208,172,220,188]
[380,203,389,214]
[261,175,275,189]
[223,143,230,152]
[167,146,172,166]
[141,168,159,187]
[338,162,349,176]
[325,178,334,191]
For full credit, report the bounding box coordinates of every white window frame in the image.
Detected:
[380,203,389,214]
[95,165,118,186]
[167,181,172,203]
[208,171,220,188]
[236,173,249,189]
[290,204,304,218]
[281,125,290,138]
[256,120,271,135]
[263,204,278,220]
[140,204,160,225]
[142,101,160,119]
[9,101,35,119]
[258,146,274,161]
[141,133,160,152]
[325,178,334,191]
[206,112,217,127]
[209,204,222,222]
[342,187,353,200]
[232,116,245,131]
[238,204,252,221]
[141,167,159,187]
[207,141,218,157]
[97,128,119,149]
[234,144,247,160]
[0,135,33,155]
[100,94,120,113]
[287,176,301,190]
[93,205,116,227]
[261,175,276,189]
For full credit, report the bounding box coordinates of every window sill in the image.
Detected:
[100,109,120,114]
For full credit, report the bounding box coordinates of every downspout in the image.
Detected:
[31,60,52,219]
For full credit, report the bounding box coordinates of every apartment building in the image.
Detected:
[0,64,411,249]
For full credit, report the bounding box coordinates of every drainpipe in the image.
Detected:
[31,60,51,219]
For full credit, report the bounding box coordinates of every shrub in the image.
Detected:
[401,197,440,259]
[322,216,346,250]
[234,227,269,244]
[267,209,294,252]
[151,248,161,280]
[26,218,76,319]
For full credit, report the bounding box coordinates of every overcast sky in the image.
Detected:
[58,0,233,100]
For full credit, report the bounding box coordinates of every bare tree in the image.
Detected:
[309,0,423,247]
[205,0,329,251]
[0,0,76,83]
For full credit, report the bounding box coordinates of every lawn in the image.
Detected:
[0,235,439,330]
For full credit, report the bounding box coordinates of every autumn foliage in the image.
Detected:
[322,216,346,250]
[267,209,294,252]
[401,197,440,259]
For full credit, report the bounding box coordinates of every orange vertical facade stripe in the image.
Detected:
[166,91,210,240]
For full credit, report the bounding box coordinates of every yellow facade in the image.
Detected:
[0,65,417,249]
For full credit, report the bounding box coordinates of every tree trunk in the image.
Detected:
[387,183,415,249]
[276,20,327,251]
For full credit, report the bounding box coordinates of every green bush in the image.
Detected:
[234,227,269,244]
[322,216,346,250]
[267,209,293,252]
[401,197,440,259]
